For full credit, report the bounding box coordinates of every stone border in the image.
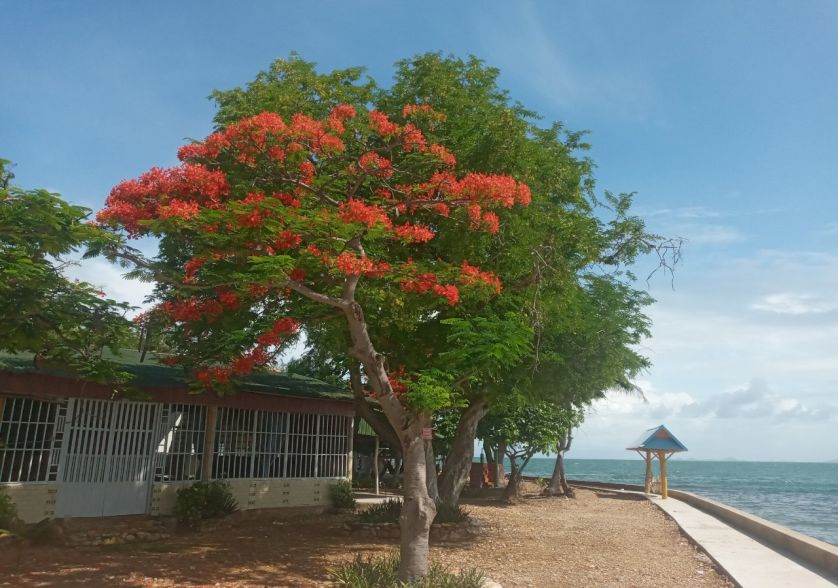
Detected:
[567,479,838,580]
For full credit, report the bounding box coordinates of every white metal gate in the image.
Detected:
[56,398,159,517]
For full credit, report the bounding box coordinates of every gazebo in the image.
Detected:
[626,425,687,499]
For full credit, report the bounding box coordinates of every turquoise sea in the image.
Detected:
[519,458,838,546]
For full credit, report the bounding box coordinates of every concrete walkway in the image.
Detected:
[652,495,837,587]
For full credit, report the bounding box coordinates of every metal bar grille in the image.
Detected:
[106,402,157,483]
[213,408,255,479]
[63,398,112,483]
[211,409,350,480]
[253,411,286,479]
[0,396,62,482]
[154,404,206,481]
[286,413,317,478]
[318,415,349,478]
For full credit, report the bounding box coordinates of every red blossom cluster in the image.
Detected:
[334,252,391,276]
[98,165,229,236]
[459,261,502,294]
[388,366,410,397]
[428,144,456,167]
[194,316,300,386]
[183,257,206,283]
[399,271,460,305]
[256,317,300,346]
[357,152,394,178]
[339,199,391,228]
[392,223,435,243]
[161,296,224,322]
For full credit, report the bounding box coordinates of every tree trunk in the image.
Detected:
[424,438,439,503]
[438,400,488,504]
[501,454,521,503]
[493,443,506,488]
[348,362,402,455]
[399,423,437,582]
[545,430,575,497]
[342,299,435,582]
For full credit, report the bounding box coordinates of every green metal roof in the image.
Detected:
[626,425,688,452]
[0,350,351,403]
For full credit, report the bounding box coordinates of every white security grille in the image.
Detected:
[0,396,65,483]
[213,408,350,480]
[154,404,206,481]
[254,411,286,478]
[62,399,158,484]
[286,413,318,478]
[318,414,350,478]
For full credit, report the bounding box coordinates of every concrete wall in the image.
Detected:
[151,478,344,515]
[1,483,58,523]
[568,479,838,580]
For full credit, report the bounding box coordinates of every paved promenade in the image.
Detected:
[652,495,837,587]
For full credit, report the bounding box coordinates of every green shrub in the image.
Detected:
[434,502,470,524]
[357,500,470,525]
[358,498,401,524]
[329,480,357,509]
[0,487,20,531]
[174,480,238,529]
[329,553,483,588]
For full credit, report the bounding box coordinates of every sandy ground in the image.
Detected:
[0,487,733,587]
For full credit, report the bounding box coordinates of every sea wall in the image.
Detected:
[567,479,838,580]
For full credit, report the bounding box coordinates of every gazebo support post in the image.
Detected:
[644,450,653,494]
[657,450,668,499]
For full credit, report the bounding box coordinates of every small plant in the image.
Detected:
[533,476,547,490]
[174,480,238,529]
[433,502,470,524]
[352,476,373,488]
[329,553,483,587]
[358,498,401,524]
[329,480,357,510]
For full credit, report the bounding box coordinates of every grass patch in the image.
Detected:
[329,553,483,587]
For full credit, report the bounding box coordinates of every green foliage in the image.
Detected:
[174,480,238,528]
[211,52,376,127]
[0,159,134,387]
[479,399,585,466]
[434,502,470,524]
[329,480,357,509]
[0,487,20,531]
[329,553,483,588]
[358,499,401,524]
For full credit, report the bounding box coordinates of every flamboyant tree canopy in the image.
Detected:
[96,105,530,407]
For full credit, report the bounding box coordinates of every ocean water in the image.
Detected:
[518,457,838,546]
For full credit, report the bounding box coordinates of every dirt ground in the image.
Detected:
[0,487,734,587]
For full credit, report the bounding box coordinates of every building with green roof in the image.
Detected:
[0,351,355,522]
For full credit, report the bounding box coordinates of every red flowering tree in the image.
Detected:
[96,105,529,580]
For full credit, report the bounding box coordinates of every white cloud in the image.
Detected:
[750,292,838,315]
[679,379,835,422]
[64,257,153,316]
[682,224,746,245]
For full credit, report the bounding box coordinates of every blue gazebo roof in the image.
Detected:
[626,425,688,452]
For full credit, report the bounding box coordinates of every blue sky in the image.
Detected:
[3,1,837,461]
